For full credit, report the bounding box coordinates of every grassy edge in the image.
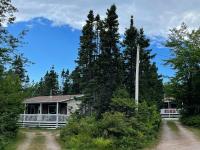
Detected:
[55,130,65,150]
[28,132,46,150]
[143,122,163,150]
[184,125,200,140]
[167,121,180,133]
[5,130,26,150]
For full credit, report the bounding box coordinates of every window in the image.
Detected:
[48,105,56,114]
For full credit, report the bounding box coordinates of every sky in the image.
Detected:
[8,0,200,83]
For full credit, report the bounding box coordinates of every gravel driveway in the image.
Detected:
[154,121,200,150]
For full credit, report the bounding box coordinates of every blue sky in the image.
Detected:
[8,17,174,83]
[9,0,200,83]
[8,18,80,82]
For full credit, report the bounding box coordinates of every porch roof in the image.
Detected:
[24,95,83,104]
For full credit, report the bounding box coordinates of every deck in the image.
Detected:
[18,114,68,128]
[160,108,180,120]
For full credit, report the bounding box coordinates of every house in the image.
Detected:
[18,95,82,128]
[160,97,180,119]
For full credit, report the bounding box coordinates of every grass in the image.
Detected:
[29,132,46,150]
[5,130,26,150]
[143,122,163,150]
[167,121,180,133]
[56,135,65,150]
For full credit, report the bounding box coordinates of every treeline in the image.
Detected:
[32,66,80,96]
[165,23,200,126]
[0,0,29,149]
[61,5,163,149]
[73,5,163,117]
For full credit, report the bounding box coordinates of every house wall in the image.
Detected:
[67,100,81,115]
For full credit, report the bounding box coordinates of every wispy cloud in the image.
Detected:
[13,0,200,36]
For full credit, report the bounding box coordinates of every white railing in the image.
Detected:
[160,109,181,118]
[19,114,68,123]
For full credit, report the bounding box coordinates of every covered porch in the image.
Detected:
[18,95,81,128]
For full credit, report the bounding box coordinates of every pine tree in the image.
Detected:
[35,66,59,96]
[70,67,81,94]
[75,10,98,114]
[44,66,59,95]
[123,16,139,98]
[96,4,123,116]
[61,69,70,95]
[123,16,163,107]
[11,54,27,83]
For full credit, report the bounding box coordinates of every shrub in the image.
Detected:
[61,104,161,149]
[0,74,24,149]
[181,115,200,127]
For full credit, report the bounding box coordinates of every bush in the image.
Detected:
[60,88,161,149]
[181,115,200,127]
[0,74,24,149]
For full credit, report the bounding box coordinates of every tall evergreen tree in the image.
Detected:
[35,66,59,96]
[70,67,81,94]
[75,10,99,114]
[123,16,139,98]
[61,69,70,95]
[44,66,59,95]
[123,16,163,107]
[96,4,123,116]
[11,54,27,83]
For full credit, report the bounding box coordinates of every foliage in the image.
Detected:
[61,69,70,95]
[0,1,27,149]
[61,88,161,150]
[0,73,24,149]
[35,66,59,96]
[166,23,200,116]
[74,5,163,118]
[123,16,163,108]
[181,116,200,127]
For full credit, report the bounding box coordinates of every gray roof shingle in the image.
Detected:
[24,95,83,104]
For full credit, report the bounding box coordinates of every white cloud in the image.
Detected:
[13,0,200,36]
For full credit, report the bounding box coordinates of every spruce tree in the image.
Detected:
[96,4,123,116]
[11,54,27,83]
[76,10,98,114]
[123,16,163,107]
[123,16,139,98]
[70,67,81,94]
[61,69,70,95]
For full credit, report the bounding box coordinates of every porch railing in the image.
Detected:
[160,108,181,118]
[19,114,68,123]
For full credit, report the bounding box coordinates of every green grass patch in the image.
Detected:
[29,132,46,150]
[167,121,180,133]
[5,130,26,150]
[143,121,163,150]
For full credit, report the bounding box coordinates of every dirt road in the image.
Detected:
[154,121,200,150]
[17,130,61,150]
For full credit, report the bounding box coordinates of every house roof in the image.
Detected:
[24,95,83,104]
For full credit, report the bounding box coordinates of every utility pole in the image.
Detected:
[135,44,140,111]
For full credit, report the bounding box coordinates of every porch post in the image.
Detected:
[56,102,59,128]
[40,103,42,114]
[23,103,26,127]
[39,103,42,126]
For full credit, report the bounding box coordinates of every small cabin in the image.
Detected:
[160,97,180,119]
[18,95,82,128]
